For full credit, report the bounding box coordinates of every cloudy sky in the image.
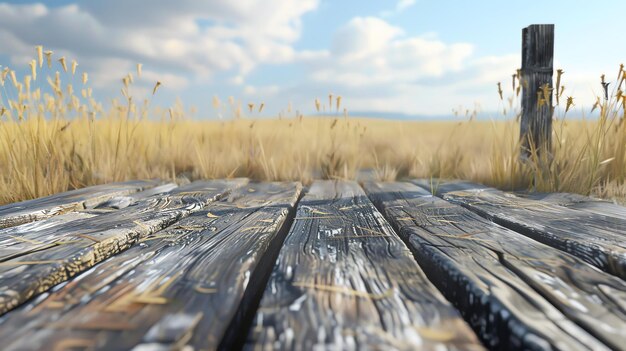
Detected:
[0,0,623,118]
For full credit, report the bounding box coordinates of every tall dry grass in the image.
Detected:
[0,47,624,205]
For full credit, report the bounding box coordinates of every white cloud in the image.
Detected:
[0,1,318,96]
[396,0,417,12]
[245,17,519,116]
[0,2,603,118]
[380,0,417,17]
[318,17,474,87]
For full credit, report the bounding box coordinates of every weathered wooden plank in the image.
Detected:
[0,180,163,228]
[246,180,483,350]
[365,181,625,350]
[414,179,626,279]
[94,182,179,209]
[0,182,180,263]
[517,192,626,219]
[0,179,246,316]
[0,182,300,351]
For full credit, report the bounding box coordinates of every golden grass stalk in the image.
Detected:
[29,60,37,81]
[44,50,53,68]
[152,81,161,95]
[0,49,623,206]
[58,56,67,73]
[36,45,43,68]
[9,70,17,87]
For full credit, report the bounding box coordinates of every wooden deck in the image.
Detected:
[0,179,624,351]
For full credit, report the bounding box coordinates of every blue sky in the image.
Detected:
[0,0,623,118]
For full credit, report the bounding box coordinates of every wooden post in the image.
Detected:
[520,24,554,160]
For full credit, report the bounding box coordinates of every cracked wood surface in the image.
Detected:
[0,179,245,316]
[517,192,626,219]
[364,181,626,351]
[413,179,626,280]
[246,180,483,351]
[0,182,300,351]
[0,180,163,229]
[0,178,624,351]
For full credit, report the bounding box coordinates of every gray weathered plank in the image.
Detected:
[246,180,483,350]
[0,183,180,263]
[517,192,626,219]
[365,181,625,350]
[0,179,246,316]
[0,182,300,351]
[94,182,179,209]
[414,179,626,279]
[0,180,163,228]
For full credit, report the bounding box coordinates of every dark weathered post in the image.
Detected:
[520,24,554,160]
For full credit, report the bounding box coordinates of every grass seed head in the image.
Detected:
[152,81,161,95]
[137,63,142,77]
[71,60,78,75]
[556,69,564,104]
[82,72,88,85]
[58,56,67,73]
[36,45,43,68]
[540,83,552,103]
[591,96,601,113]
[9,70,17,87]
[601,82,610,100]
[29,59,37,81]
[565,96,574,112]
[44,50,53,68]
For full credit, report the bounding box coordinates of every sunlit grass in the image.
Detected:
[0,47,624,205]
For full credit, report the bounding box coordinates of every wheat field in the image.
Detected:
[0,48,625,205]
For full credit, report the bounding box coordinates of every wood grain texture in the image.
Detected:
[95,182,179,210]
[0,182,180,264]
[520,24,554,158]
[364,181,625,351]
[246,180,483,351]
[0,182,300,351]
[517,192,626,219]
[0,180,163,229]
[0,179,246,317]
[413,179,626,280]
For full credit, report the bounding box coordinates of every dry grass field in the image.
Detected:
[1,48,625,205]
